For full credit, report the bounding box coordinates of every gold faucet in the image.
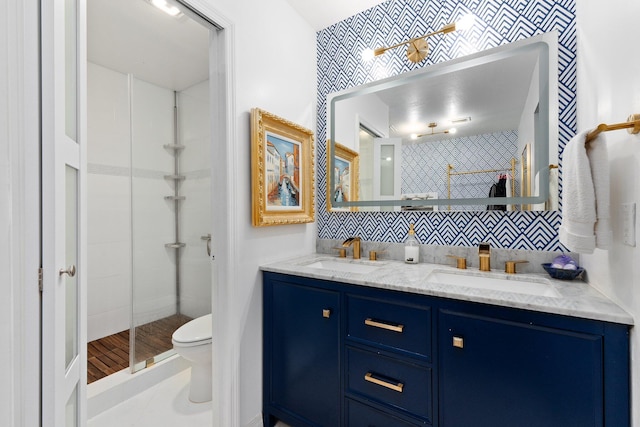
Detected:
[478,242,491,271]
[342,237,361,259]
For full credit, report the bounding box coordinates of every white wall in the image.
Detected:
[178,80,212,318]
[332,92,389,150]
[576,0,640,424]
[1,0,40,425]
[198,0,317,425]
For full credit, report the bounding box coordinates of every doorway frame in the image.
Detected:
[14,0,237,425]
[175,1,239,425]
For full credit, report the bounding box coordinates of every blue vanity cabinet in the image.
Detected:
[263,273,341,427]
[438,304,630,427]
[262,271,631,427]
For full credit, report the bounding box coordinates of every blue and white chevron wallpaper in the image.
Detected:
[316,0,575,251]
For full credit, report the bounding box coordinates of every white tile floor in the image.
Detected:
[88,369,212,427]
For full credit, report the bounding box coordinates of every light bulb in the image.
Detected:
[455,14,475,31]
[410,133,419,140]
[151,0,181,16]
[361,49,375,61]
[449,128,457,134]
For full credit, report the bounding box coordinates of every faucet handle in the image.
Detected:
[332,247,347,258]
[505,260,528,274]
[446,255,467,269]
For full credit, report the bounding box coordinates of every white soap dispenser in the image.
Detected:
[404,223,420,264]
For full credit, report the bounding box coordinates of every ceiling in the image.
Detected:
[284,0,386,31]
[379,51,540,140]
[88,0,210,91]
[89,0,532,141]
[87,0,384,90]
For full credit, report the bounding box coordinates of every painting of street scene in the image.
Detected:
[332,156,351,203]
[265,131,302,209]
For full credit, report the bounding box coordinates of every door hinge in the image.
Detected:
[38,267,43,292]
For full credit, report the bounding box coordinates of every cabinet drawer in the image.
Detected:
[346,346,432,423]
[346,399,423,426]
[347,294,431,359]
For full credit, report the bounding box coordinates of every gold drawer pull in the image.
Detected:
[364,372,404,393]
[364,318,404,333]
[453,336,464,348]
[323,309,332,318]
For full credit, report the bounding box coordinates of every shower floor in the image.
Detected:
[87,314,192,384]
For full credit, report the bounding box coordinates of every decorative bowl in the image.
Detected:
[542,263,585,280]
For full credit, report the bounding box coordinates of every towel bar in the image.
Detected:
[585,113,640,143]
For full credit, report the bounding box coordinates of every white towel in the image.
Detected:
[506,174,514,211]
[558,130,611,253]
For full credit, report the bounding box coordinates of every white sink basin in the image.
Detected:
[304,259,381,275]
[426,270,560,298]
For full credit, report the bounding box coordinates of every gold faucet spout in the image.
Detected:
[478,242,491,271]
[342,237,361,259]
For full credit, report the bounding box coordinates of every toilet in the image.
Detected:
[172,313,213,403]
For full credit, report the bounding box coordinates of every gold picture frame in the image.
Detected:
[326,140,359,212]
[251,108,315,226]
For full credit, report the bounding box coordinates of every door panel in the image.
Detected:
[439,310,603,427]
[41,0,86,425]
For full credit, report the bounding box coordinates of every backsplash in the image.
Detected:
[316,0,576,251]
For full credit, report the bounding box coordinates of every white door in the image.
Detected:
[373,137,402,211]
[41,0,87,425]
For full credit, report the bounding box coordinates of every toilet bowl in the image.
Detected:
[172,313,212,403]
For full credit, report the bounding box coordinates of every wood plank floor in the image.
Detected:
[87,314,192,384]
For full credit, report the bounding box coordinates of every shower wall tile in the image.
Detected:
[131,78,175,174]
[87,276,130,342]
[179,178,211,318]
[87,63,131,168]
[179,81,211,174]
[87,70,133,340]
[177,81,212,318]
[132,176,176,324]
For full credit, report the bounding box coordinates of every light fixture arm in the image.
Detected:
[368,15,473,63]
[373,25,454,58]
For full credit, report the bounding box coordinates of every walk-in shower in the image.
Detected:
[86,0,211,383]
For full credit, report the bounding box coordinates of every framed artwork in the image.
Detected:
[250,108,315,226]
[326,140,359,212]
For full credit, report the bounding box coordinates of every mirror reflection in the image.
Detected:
[329,32,558,211]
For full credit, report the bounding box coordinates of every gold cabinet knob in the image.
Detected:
[505,260,529,274]
[322,309,332,318]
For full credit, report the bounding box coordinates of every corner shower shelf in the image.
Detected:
[164,243,186,249]
[163,144,185,150]
[164,195,186,201]
[164,174,185,180]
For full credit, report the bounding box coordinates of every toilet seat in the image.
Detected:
[172,313,212,347]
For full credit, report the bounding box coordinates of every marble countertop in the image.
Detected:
[260,254,634,325]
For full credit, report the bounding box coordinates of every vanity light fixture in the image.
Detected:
[148,0,183,17]
[411,122,457,140]
[363,14,474,63]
